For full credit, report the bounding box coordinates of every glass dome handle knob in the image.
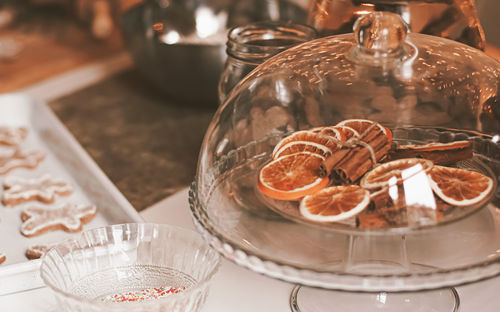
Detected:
[354,12,409,52]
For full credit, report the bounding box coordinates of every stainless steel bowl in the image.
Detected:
[121,0,307,106]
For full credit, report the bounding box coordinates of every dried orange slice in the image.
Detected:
[360,158,434,189]
[336,119,392,143]
[274,141,332,159]
[336,125,360,140]
[310,126,346,142]
[397,140,471,152]
[388,140,473,165]
[428,165,494,206]
[299,185,370,222]
[258,152,329,200]
[272,131,340,158]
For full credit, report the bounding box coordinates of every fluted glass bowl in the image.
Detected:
[40,223,220,312]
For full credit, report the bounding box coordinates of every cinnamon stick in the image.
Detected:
[319,125,391,183]
[357,213,389,229]
[388,140,473,165]
[357,208,444,229]
[358,187,448,229]
[357,189,406,229]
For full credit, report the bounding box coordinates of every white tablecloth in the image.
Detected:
[1,188,499,311]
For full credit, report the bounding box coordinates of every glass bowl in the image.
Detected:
[40,223,220,312]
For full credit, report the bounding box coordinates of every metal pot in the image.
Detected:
[121,0,308,106]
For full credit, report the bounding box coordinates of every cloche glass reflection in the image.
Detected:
[196,11,499,233]
[190,11,500,292]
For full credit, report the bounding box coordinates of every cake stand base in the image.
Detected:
[289,285,460,312]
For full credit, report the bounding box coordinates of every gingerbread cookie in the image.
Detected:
[0,252,5,264]
[0,149,45,175]
[0,126,27,146]
[20,203,97,237]
[25,243,56,260]
[3,174,73,206]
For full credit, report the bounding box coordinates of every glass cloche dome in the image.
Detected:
[190,12,500,293]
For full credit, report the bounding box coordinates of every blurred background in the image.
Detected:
[0,0,498,100]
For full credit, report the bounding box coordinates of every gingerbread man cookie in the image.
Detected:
[0,126,27,146]
[0,149,45,175]
[3,174,73,206]
[20,203,97,237]
[0,252,5,264]
[25,243,56,260]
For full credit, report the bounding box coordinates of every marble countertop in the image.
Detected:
[48,69,216,211]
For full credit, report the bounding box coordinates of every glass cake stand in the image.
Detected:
[189,12,500,312]
[189,127,500,311]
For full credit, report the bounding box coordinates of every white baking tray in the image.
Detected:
[0,93,143,295]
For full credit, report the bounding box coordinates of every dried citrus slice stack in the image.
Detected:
[311,126,347,140]
[299,185,370,222]
[336,126,360,140]
[312,125,359,140]
[360,158,434,189]
[336,119,392,143]
[272,130,343,159]
[274,141,332,159]
[258,152,329,200]
[428,165,494,206]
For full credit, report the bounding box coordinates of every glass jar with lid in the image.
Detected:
[218,21,317,104]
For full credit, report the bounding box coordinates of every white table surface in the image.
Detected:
[1,188,499,311]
